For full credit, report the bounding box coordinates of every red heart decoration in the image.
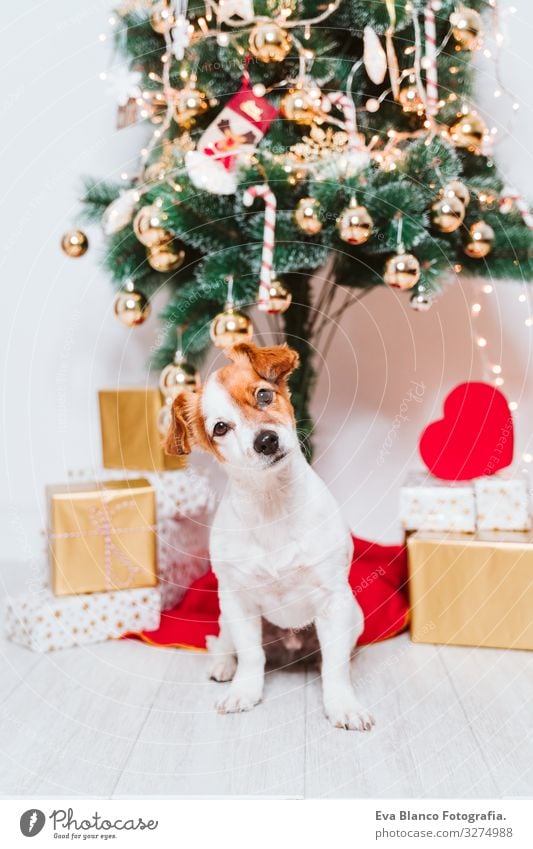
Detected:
[419,382,514,480]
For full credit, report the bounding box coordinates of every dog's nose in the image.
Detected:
[254,430,279,456]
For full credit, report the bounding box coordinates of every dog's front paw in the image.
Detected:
[208,654,237,683]
[215,684,263,714]
[325,695,375,732]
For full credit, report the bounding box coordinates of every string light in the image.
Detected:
[93,0,531,465]
[470,271,531,467]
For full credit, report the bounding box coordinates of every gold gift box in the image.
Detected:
[408,530,533,650]
[48,479,158,596]
[99,388,186,472]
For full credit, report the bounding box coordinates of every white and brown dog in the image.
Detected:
[164,342,374,731]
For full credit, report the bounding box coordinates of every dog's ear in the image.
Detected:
[163,391,201,456]
[227,342,300,383]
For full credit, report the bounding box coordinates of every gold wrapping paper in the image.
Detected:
[408,531,533,650]
[48,479,158,596]
[99,388,186,472]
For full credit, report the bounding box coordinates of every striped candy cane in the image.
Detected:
[242,184,278,311]
[500,186,533,230]
[424,2,438,116]
[326,91,359,151]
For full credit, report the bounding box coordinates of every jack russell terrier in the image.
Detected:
[164,342,374,731]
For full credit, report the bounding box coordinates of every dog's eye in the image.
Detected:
[213,421,229,437]
[257,388,274,407]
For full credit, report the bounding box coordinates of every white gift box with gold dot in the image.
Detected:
[474,473,531,531]
[4,584,161,652]
[400,471,476,533]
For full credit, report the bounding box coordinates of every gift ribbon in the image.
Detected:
[48,498,157,590]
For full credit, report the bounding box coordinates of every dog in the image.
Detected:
[164,342,374,731]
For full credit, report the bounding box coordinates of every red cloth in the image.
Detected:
[132,536,408,650]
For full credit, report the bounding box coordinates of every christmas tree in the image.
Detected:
[71,0,533,449]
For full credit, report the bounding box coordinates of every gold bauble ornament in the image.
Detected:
[151,2,175,33]
[431,195,465,233]
[174,87,208,127]
[210,305,253,348]
[294,197,323,235]
[463,221,495,258]
[280,86,321,125]
[133,205,173,247]
[442,179,470,208]
[61,229,88,258]
[399,83,425,115]
[336,200,373,245]
[159,356,200,398]
[384,253,421,290]
[147,245,186,272]
[262,279,292,314]
[450,7,482,51]
[249,22,292,63]
[410,290,434,312]
[113,284,151,327]
[449,112,487,152]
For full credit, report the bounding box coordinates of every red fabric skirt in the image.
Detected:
[129,536,408,650]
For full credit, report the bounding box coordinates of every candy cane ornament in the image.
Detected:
[242,184,284,313]
[424,2,438,117]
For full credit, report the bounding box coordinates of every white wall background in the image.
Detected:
[2,1,533,562]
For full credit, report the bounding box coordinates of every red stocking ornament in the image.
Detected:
[186,84,277,195]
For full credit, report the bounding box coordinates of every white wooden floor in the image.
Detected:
[0,623,532,798]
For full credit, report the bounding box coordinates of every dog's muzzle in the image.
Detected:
[253,430,279,456]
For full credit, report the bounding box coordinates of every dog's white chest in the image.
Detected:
[248,562,327,629]
[210,457,352,630]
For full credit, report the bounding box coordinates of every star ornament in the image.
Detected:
[106,66,142,107]
[217,0,255,23]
